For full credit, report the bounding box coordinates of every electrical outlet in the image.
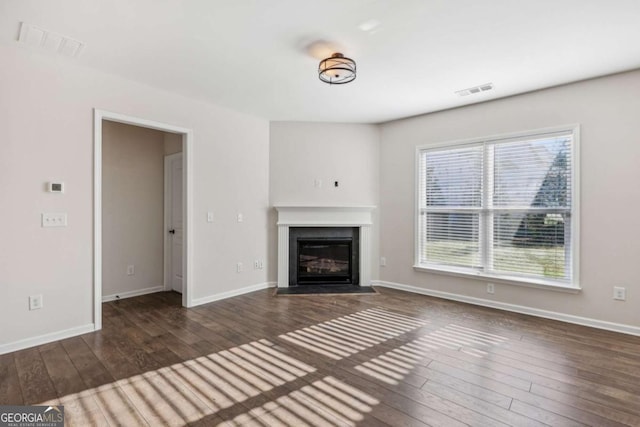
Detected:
[613,286,626,301]
[207,212,214,223]
[237,213,243,222]
[237,262,243,273]
[29,295,43,310]
[254,260,260,270]
[259,260,264,269]
[127,265,135,276]
[380,257,387,267]
[487,283,495,294]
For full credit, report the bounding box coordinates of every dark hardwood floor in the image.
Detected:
[1,287,640,426]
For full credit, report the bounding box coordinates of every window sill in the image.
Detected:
[413,264,582,293]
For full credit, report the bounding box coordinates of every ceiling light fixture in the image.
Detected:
[318,53,356,85]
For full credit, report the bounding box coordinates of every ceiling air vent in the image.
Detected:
[455,83,494,97]
[17,22,84,58]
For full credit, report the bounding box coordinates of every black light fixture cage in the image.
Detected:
[318,53,356,85]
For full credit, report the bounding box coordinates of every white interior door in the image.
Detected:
[166,153,183,293]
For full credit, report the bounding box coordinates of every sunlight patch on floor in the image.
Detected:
[355,323,510,385]
[36,308,435,426]
[279,308,427,360]
[38,339,316,426]
[221,376,379,427]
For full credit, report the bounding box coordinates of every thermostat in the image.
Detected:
[48,182,64,193]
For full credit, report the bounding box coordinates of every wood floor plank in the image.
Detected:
[13,347,58,404]
[2,288,639,427]
[422,335,640,418]
[421,355,628,427]
[60,337,114,390]
[155,332,202,361]
[81,332,141,381]
[0,353,24,405]
[327,361,505,427]
[509,399,588,427]
[39,342,87,398]
[419,379,547,427]
[420,370,513,409]
[530,383,640,426]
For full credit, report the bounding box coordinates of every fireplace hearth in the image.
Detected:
[289,227,359,286]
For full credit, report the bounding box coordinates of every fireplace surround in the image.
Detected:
[275,205,375,288]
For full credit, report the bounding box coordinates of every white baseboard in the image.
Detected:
[102,285,165,302]
[0,323,96,355]
[191,282,276,307]
[374,280,640,337]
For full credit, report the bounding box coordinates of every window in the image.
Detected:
[416,126,579,288]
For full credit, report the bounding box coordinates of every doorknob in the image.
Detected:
[169,229,176,234]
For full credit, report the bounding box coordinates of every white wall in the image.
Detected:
[0,45,269,351]
[3,40,638,352]
[269,122,381,281]
[270,122,380,205]
[102,121,165,298]
[379,70,640,329]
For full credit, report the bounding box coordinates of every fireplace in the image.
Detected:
[275,205,375,288]
[289,227,359,286]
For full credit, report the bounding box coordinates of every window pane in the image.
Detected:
[491,212,569,280]
[417,128,575,286]
[492,137,571,208]
[424,146,483,207]
[420,212,481,268]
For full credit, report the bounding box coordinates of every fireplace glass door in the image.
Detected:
[297,238,352,284]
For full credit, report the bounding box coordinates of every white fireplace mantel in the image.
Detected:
[274,205,375,288]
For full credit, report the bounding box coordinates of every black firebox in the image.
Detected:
[289,227,359,286]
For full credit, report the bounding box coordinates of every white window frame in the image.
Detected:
[414,125,580,292]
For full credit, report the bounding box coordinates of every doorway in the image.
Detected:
[93,110,193,330]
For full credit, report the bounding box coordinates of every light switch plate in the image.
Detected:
[613,286,626,301]
[42,213,67,227]
[29,295,43,310]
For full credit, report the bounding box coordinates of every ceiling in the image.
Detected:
[2,0,640,123]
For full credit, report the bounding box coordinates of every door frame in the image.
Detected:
[93,109,194,331]
[164,152,183,292]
